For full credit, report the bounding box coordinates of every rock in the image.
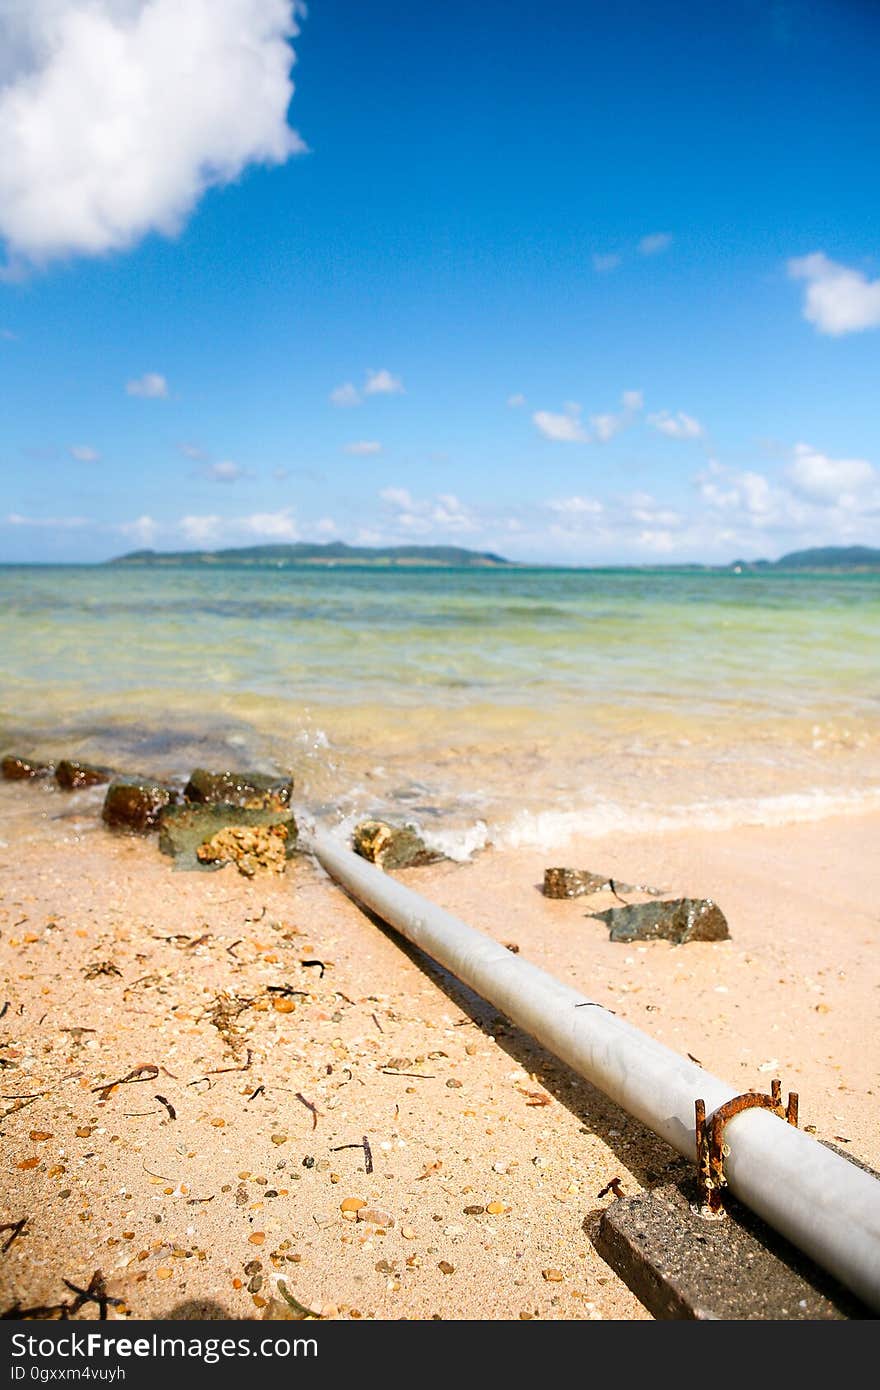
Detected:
[590,898,730,944]
[196,823,292,876]
[356,1207,394,1227]
[340,1197,366,1213]
[2,755,54,780]
[543,867,662,898]
[158,803,298,871]
[183,768,293,810]
[352,819,445,870]
[55,759,112,790]
[101,780,178,833]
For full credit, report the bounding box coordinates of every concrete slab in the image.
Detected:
[593,1159,874,1320]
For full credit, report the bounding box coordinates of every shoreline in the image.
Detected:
[2,783,878,1320]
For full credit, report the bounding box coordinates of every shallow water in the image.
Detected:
[2,562,879,851]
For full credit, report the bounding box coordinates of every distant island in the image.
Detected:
[731,545,880,571]
[108,542,512,568]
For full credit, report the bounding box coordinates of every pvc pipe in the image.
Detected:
[305,827,880,1312]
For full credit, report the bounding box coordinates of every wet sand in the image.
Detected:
[1,781,878,1321]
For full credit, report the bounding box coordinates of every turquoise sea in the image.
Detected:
[2,563,879,851]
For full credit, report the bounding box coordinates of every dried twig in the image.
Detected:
[300,960,326,978]
[295,1092,320,1129]
[1,1218,28,1254]
[92,1064,159,1103]
[155,1094,177,1120]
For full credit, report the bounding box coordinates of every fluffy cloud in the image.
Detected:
[364,368,404,396]
[638,232,672,256]
[329,382,361,408]
[118,514,158,545]
[787,252,880,336]
[647,410,704,439]
[126,371,168,398]
[592,252,620,273]
[786,443,877,504]
[345,440,382,455]
[206,460,243,482]
[70,443,100,461]
[179,513,222,544]
[533,403,588,443]
[0,1,305,272]
[240,507,298,539]
[330,368,404,407]
[591,389,643,442]
[6,510,88,528]
[380,487,476,534]
[547,495,604,516]
[534,390,642,444]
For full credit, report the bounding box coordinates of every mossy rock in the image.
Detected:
[183,767,293,810]
[158,802,298,871]
[352,819,444,870]
[55,760,113,790]
[590,898,730,944]
[102,780,179,834]
[2,755,54,781]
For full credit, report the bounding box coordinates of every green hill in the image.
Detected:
[108,542,512,568]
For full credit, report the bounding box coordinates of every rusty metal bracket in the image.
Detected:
[695,1079,798,1218]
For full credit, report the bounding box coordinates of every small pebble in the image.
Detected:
[340,1197,366,1213]
[542,1268,564,1283]
[486,1201,505,1215]
[357,1208,394,1227]
[401,1226,416,1240]
[438,1261,455,1275]
[249,1232,266,1245]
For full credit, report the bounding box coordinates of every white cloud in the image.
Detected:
[638,232,672,256]
[380,487,476,534]
[547,495,604,516]
[364,367,404,396]
[533,403,589,443]
[787,252,880,336]
[315,517,337,534]
[179,442,207,460]
[380,486,414,509]
[507,393,526,407]
[179,513,222,544]
[6,510,89,528]
[206,459,243,482]
[534,389,642,444]
[126,371,168,398]
[0,0,305,272]
[647,410,704,439]
[241,507,298,540]
[329,382,361,408]
[624,491,683,528]
[696,462,777,521]
[592,252,620,273]
[70,443,100,461]
[345,440,382,455]
[589,389,643,442]
[118,513,158,545]
[786,442,876,503]
[330,368,405,407]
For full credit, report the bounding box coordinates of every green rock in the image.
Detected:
[590,898,730,944]
[183,767,293,810]
[102,780,179,834]
[158,802,298,871]
[55,759,113,790]
[543,867,663,898]
[2,755,54,780]
[352,819,444,870]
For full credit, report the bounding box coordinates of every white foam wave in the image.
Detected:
[494,786,880,850]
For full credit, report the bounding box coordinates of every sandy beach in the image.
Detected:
[2,778,878,1321]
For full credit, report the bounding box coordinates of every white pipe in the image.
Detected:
[305,827,880,1312]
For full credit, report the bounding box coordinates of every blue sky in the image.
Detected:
[2,0,880,564]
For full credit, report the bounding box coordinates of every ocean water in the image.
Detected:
[2,562,879,852]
